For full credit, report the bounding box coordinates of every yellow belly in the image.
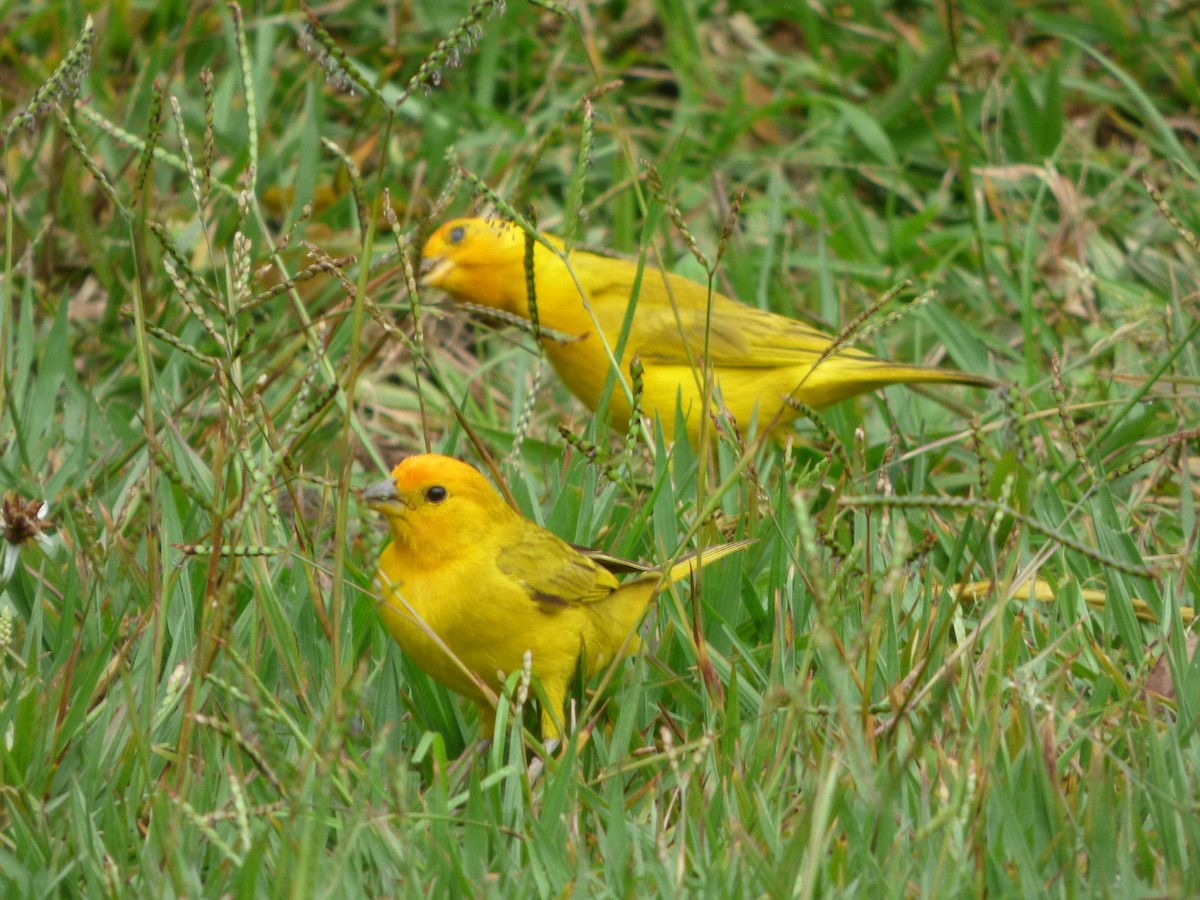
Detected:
[373,545,588,705]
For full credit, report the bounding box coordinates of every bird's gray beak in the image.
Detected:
[363,478,407,511]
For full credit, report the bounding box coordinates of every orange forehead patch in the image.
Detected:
[392,454,481,493]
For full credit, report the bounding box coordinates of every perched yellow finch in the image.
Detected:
[364,454,749,738]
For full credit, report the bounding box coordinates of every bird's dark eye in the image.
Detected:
[447,225,465,245]
[424,485,448,503]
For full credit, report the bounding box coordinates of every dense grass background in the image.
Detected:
[2,0,1198,894]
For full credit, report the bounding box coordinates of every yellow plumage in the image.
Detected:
[420,217,994,444]
[364,454,749,738]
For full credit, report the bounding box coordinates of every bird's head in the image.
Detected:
[363,454,509,557]
[420,217,549,313]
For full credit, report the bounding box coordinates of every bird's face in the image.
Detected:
[363,454,505,557]
[419,218,527,311]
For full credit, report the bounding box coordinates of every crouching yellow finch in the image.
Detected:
[420,217,995,444]
[364,454,750,738]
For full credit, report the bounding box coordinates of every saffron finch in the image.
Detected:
[364,454,750,738]
[420,217,994,444]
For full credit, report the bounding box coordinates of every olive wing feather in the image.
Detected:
[497,530,621,610]
[626,303,880,369]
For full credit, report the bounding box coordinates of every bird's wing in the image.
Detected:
[627,302,876,368]
[497,530,622,611]
[571,253,881,368]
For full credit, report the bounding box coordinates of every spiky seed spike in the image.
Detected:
[716,187,745,265]
[228,2,258,186]
[6,15,96,138]
[523,207,541,343]
[134,78,165,199]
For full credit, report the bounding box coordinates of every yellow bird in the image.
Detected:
[363,454,750,738]
[420,217,994,444]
